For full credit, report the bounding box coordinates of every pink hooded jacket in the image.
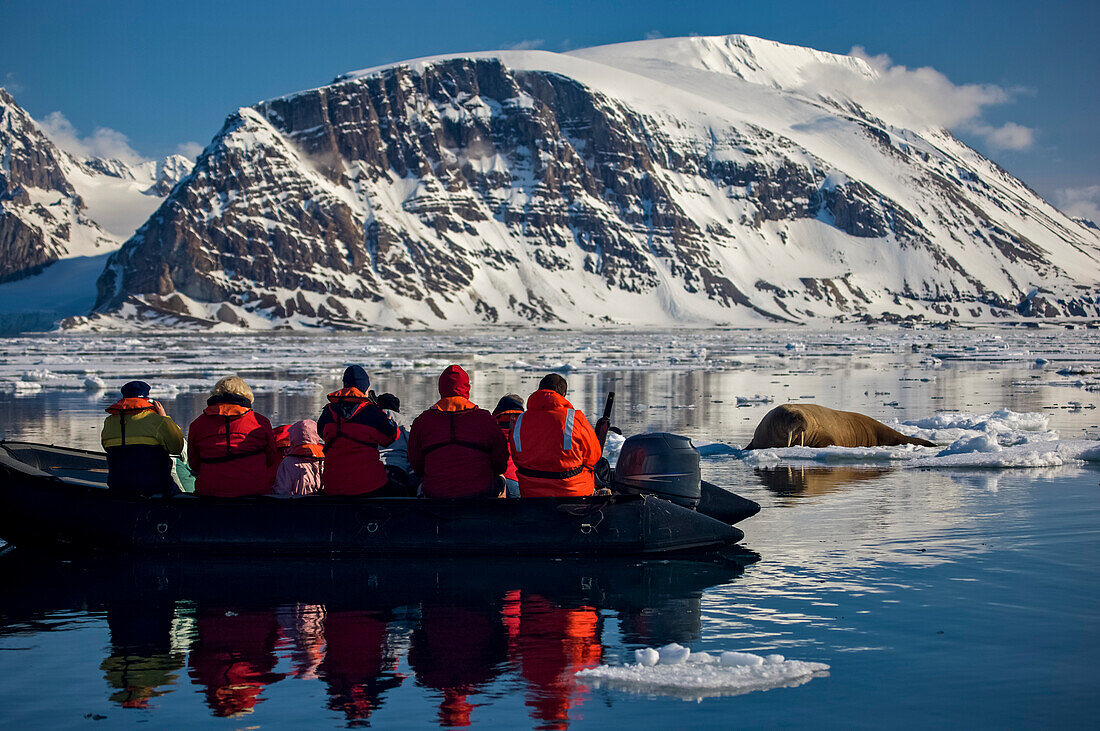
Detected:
[272,420,324,497]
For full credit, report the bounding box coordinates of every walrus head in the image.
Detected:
[771,406,810,448]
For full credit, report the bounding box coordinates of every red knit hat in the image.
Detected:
[438,365,471,398]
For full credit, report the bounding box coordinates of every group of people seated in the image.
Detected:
[100,365,603,499]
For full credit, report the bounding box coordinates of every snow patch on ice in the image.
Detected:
[578,644,829,699]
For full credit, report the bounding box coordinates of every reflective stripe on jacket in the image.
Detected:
[510,390,601,497]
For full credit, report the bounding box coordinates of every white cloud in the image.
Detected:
[39,111,147,165]
[970,121,1035,151]
[1054,185,1100,222]
[644,30,665,40]
[175,141,204,159]
[505,39,544,51]
[803,47,1034,151]
[2,72,22,94]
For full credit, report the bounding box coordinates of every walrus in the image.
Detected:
[744,404,936,449]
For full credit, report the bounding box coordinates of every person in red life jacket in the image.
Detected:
[101,380,185,497]
[273,424,293,455]
[317,365,401,496]
[510,374,602,498]
[187,376,279,498]
[271,419,324,496]
[187,605,286,718]
[407,365,509,499]
[492,394,524,498]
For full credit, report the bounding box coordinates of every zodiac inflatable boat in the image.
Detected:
[0,434,758,557]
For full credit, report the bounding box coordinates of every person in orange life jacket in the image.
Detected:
[187,376,279,497]
[407,365,509,498]
[101,380,185,497]
[316,365,401,496]
[510,374,602,498]
[492,394,524,498]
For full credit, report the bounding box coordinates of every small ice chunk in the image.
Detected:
[720,651,764,667]
[937,432,1002,457]
[83,376,106,391]
[603,431,626,468]
[697,442,740,457]
[658,643,690,665]
[578,645,829,699]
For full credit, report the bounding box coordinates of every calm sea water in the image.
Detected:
[0,328,1098,728]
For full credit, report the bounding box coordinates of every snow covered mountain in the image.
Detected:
[0,88,193,331]
[73,36,1100,327]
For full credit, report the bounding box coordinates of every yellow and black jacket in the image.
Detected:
[101,397,185,497]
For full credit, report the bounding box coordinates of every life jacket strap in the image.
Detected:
[517,465,585,480]
[421,411,493,456]
[202,448,267,465]
[323,406,381,453]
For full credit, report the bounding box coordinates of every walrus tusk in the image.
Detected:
[787,431,793,448]
[800,432,805,447]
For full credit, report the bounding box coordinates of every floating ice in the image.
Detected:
[577,645,829,699]
[697,442,741,457]
[658,643,691,665]
[82,375,106,392]
[727,408,1100,470]
[603,431,626,467]
[937,432,1001,457]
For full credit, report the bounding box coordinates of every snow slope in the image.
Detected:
[42,36,1100,329]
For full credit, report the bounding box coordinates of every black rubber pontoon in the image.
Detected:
[0,441,754,557]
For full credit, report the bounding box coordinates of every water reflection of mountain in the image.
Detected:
[0,553,748,726]
[755,465,894,498]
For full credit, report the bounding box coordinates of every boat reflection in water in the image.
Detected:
[0,552,751,726]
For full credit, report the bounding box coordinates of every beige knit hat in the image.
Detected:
[211,375,254,404]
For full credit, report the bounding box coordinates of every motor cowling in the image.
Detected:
[612,433,701,509]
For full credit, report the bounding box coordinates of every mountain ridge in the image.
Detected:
[7,34,1100,331]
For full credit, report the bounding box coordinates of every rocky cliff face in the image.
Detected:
[86,37,1100,327]
[0,88,195,331]
[0,87,94,283]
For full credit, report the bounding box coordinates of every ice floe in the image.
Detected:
[576,643,829,699]
[707,408,1100,470]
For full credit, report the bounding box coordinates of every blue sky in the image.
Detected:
[1,0,1097,218]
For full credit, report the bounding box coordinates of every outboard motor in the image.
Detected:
[612,433,701,510]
